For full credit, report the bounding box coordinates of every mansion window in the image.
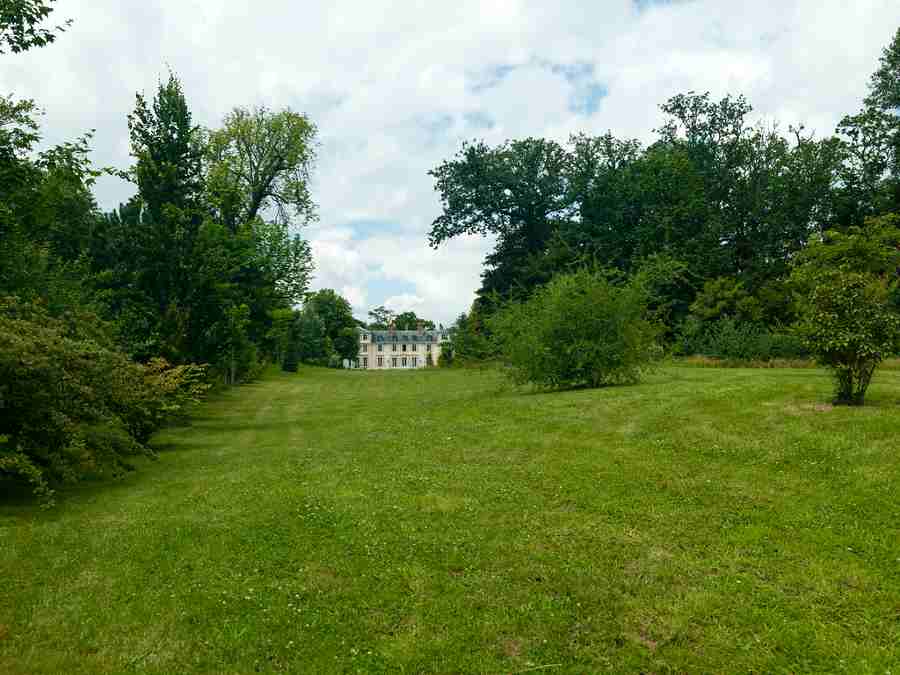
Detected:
[412,343,417,351]
[391,357,398,367]
[401,357,407,367]
[402,344,407,352]
[411,357,417,367]
[392,344,397,352]
[377,356,383,367]
[362,357,368,368]
[377,344,383,352]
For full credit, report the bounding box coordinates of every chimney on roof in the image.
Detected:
[416,320,423,335]
[388,320,396,334]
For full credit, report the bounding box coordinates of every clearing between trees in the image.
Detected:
[1,366,899,673]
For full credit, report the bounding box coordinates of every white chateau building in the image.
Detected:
[351,324,449,369]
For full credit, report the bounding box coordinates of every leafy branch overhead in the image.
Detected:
[0,0,70,54]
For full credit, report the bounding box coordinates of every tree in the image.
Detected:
[267,307,295,368]
[796,271,899,405]
[393,310,435,330]
[489,269,660,389]
[792,215,900,405]
[304,289,358,365]
[0,0,70,54]
[218,303,254,385]
[689,277,761,324]
[253,218,313,307]
[127,73,203,225]
[446,310,495,364]
[117,73,204,360]
[281,319,300,373]
[295,305,327,364]
[205,106,317,230]
[367,305,395,329]
[837,28,900,218]
[428,138,573,299]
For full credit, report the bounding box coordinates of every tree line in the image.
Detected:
[434,28,900,403]
[0,2,329,500]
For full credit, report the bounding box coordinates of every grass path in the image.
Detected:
[2,366,900,673]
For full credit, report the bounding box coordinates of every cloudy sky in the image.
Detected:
[3,1,899,324]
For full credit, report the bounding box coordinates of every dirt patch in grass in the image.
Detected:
[783,402,834,415]
[501,637,524,659]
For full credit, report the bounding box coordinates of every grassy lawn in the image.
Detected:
[2,365,899,673]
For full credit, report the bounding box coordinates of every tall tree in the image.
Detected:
[205,106,317,231]
[127,73,203,225]
[304,289,358,364]
[367,305,396,330]
[428,138,573,299]
[837,27,900,217]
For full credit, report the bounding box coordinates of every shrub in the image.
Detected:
[689,276,761,323]
[795,270,900,405]
[677,318,807,361]
[0,297,208,504]
[489,269,660,389]
[791,217,900,405]
[447,310,496,365]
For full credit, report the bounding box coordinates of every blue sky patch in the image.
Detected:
[570,82,608,115]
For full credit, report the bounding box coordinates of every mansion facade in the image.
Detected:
[351,326,449,369]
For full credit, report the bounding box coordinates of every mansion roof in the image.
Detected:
[358,328,449,343]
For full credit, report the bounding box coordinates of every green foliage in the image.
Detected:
[0,298,207,503]
[630,254,698,333]
[366,305,395,330]
[392,310,435,330]
[218,304,255,385]
[0,0,70,54]
[837,28,900,216]
[127,73,203,225]
[792,218,900,405]
[489,269,660,389]
[428,90,849,334]
[796,271,900,405]
[92,75,315,380]
[281,338,299,373]
[267,308,295,368]
[428,137,572,300]
[689,277,762,323]
[205,105,317,229]
[677,318,807,362]
[295,306,328,364]
[304,289,358,365]
[446,310,495,364]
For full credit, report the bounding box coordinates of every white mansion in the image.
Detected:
[351,325,449,369]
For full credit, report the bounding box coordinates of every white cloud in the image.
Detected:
[383,294,425,314]
[2,0,899,324]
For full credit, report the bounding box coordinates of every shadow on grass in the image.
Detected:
[0,467,150,520]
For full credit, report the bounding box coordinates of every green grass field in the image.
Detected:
[2,365,899,673]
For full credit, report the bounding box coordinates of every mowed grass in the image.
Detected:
[2,366,899,673]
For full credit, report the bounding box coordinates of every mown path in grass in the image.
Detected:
[2,366,899,673]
